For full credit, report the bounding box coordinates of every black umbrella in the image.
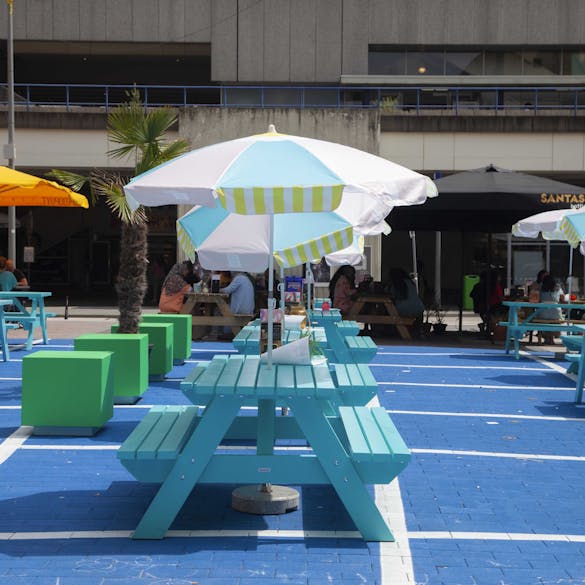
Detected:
[390,164,585,231]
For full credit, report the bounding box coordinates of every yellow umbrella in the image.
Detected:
[0,166,89,208]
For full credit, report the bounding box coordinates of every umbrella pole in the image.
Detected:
[279,265,285,311]
[267,215,275,369]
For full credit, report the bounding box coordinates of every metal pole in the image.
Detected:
[266,214,274,369]
[6,0,17,260]
[409,230,419,294]
[434,231,441,308]
[545,240,551,272]
[506,233,512,293]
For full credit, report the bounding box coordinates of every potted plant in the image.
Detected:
[433,305,447,334]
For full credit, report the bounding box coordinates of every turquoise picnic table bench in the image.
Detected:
[0,291,54,351]
[118,354,410,541]
[501,300,580,359]
[308,308,377,363]
[558,325,585,403]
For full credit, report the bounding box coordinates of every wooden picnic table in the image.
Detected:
[346,294,415,340]
[118,354,410,541]
[0,291,53,351]
[180,292,253,339]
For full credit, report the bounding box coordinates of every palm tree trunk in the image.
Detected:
[116,221,148,333]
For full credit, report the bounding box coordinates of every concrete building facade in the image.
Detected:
[2,0,585,304]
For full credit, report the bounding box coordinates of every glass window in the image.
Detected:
[522,51,561,75]
[484,51,523,75]
[564,50,585,75]
[445,51,483,75]
[406,51,444,75]
[368,51,406,75]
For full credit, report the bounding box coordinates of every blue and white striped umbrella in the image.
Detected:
[177,204,353,272]
[124,125,437,226]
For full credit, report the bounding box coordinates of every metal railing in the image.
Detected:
[1,83,585,115]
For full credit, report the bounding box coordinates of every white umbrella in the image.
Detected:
[512,208,584,296]
[125,126,437,364]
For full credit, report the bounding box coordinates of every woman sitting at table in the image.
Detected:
[329,265,357,317]
[536,274,566,343]
[158,260,198,314]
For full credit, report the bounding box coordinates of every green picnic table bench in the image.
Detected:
[118,354,409,541]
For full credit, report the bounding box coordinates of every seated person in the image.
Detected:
[220,272,255,315]
[387,268,424,318]
[158,260,197,314]
[329,265,357,317]
[528,269,548,303]
[470,269,504,334]
[6,259,28,287]
[536,275,565,344]
[0,256,17,291]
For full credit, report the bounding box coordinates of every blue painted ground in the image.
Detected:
[0,339,584,584]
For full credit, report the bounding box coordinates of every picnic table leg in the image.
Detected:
[289,398,394,541]
[257,399,275,455]
[38,301,49,345]
[132,395,242,539]
[0,308,9,361]
[575,337,585,403]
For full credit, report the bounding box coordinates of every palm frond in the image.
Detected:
[46,169,89,192]
[90,171,147,226]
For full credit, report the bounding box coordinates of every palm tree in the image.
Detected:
[50,90,189,332]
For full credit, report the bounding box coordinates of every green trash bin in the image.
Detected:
[463,275,480,310]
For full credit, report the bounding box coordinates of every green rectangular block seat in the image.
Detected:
[142,314,192,363]
[111,323,173,377]
[338,406,411,484]
[22,350,114,435]
[118,405,200,483]
[74,333,149,401]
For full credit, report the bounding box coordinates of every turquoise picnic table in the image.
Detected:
[501,300,580,359]
[118,354,410,541]
[0,291,53,351]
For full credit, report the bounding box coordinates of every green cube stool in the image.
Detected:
[142,313,192,364]
[74,333,149,404]
[111,323,173,380]
[22,350,114,436]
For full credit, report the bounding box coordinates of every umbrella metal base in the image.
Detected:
[231,484,299,515]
